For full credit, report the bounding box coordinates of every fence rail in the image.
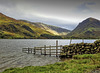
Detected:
[22,41,63,57]
[22,45,63,57]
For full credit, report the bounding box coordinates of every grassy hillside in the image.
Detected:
[0,13,62,39]
[2,53,100,73]
[67,17,100,39]
[20,20,70,36]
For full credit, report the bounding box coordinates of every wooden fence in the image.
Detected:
[22,41,63,57]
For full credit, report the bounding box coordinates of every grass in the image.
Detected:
[73,54,94,59]
[2,53,100,73]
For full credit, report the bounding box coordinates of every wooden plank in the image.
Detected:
[44,54,61,55]
[35,49,42,50]
[23,48,34,50]
[35,46,62,48]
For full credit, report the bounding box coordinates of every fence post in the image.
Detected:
[70,39,72,45]
[49,45,51,56]
[31,48,32,53]
[60,45,62,53]
[82,39,84,43]
[56,40,58,57]
[44,45,46,55]
[28,47,29,54]
[34,47,36,55]
[41,48,42,55]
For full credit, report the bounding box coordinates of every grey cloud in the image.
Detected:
[87,2,96,5]
[77,3,93,13]
[0,0,100,30]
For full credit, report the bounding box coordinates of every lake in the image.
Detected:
[0,39,96,72]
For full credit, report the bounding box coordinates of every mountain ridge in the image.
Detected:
[0,12,62,39]
[67,17,100,39]
[1,12,100,39]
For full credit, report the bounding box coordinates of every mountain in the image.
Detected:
[67,17,100,39]
[20,20,70,36]
[0,13,62,39]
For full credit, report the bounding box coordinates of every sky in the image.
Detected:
[0,0,100,30]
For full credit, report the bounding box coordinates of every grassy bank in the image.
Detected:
[2,53,100,73]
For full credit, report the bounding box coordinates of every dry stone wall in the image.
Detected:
[62,40,100,58]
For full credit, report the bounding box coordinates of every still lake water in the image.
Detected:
[0,39,96,72]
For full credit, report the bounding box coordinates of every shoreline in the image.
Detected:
[2,53,100,73]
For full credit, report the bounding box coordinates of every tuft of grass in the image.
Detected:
[73,54,94,59]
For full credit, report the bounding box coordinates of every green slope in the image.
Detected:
[20,20,71,36]
[0,13,60,39]
[67,17,100,39]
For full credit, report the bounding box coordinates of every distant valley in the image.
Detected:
[20,20,71,36]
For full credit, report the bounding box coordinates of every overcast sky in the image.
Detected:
[0,0,100,30]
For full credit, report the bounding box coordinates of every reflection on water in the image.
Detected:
[0,39,96,72]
